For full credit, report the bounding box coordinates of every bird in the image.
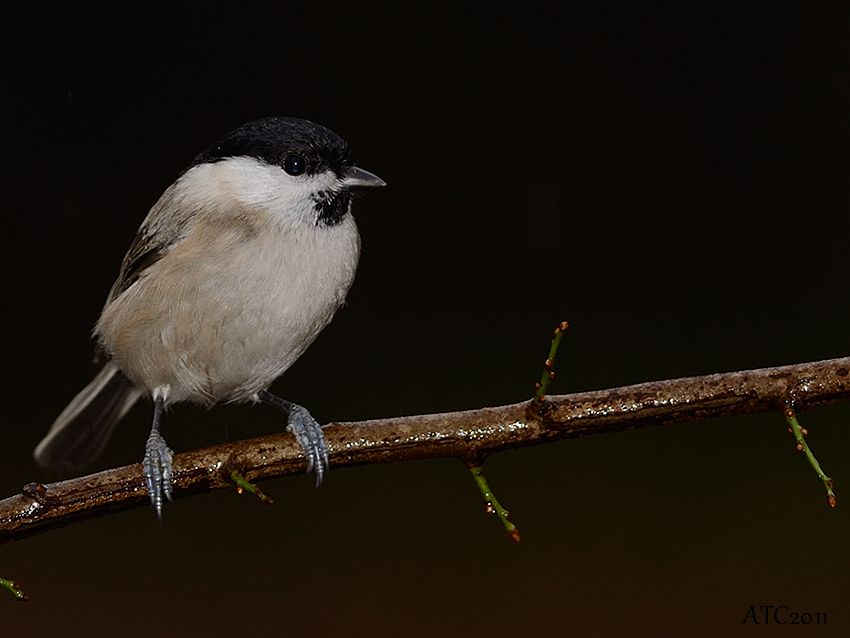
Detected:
[33,116,386,516]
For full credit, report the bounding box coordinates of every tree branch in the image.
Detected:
[2,357,848,544]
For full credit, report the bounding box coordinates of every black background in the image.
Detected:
[3,4,849,636]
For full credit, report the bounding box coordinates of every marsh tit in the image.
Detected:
[34,116,385,515]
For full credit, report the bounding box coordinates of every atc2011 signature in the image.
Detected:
[742,605,828,625]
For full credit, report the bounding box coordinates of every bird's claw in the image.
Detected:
[286,404,329,487]
[143,431,173,517]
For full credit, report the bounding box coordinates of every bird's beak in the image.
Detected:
[340,166,387,190]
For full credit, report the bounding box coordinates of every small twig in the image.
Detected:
[784,407,836,508]
[1,576,27,601]
[465,321,568,540]
[230,470,274,505]
[468,465,520,542]
[533,321,569,405]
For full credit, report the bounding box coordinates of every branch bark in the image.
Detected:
[2,357,848,544]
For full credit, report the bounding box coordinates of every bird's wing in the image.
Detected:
[107,227,173,302]
[104,183,194,305]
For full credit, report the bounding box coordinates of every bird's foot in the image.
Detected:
[286,403,330,487]
[143,430,173,517]
[256,391,330,487]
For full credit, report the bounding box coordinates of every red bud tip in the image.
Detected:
[801,428,808,436]
[795,443,804,451]
[786,427,792,433]
[828,494,837,508]
[508,528,521,543]
[544,358,553,369]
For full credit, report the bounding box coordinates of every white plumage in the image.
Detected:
[96,158,361,404]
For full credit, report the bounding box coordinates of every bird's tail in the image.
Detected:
[34,361,142,471]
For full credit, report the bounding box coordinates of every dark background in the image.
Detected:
[3,4,849,636]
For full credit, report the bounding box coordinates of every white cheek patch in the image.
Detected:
[182,158,341,228]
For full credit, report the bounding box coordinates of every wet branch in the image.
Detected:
[1,356,848,545]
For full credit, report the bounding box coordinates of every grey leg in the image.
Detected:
[142,394,173,517]
[257,390,329,487]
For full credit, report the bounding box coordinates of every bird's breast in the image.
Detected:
[97,213,361,403]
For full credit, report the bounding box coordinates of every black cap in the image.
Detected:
[192,116,352,177]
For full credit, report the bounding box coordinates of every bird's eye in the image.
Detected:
[283,154,306,176]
